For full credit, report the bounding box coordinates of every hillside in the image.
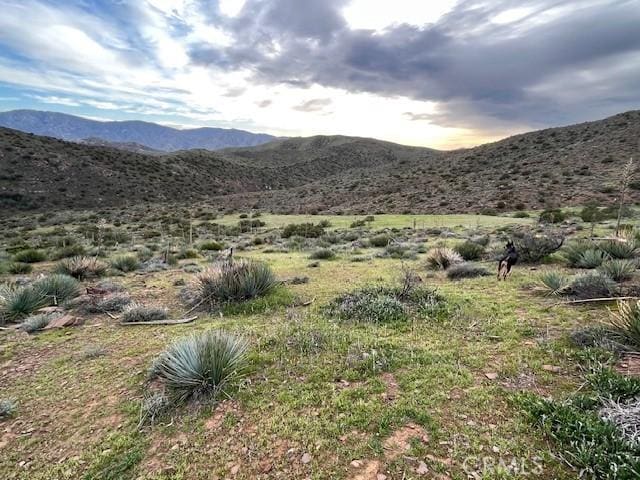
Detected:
[0,110,276,151]
[0,110,638,215]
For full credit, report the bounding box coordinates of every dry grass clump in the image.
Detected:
[55,256,108,280]
[425,247,463,270]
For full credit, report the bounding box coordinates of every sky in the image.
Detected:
[0,0,639,149]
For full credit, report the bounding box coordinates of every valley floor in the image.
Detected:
[0,213,616,479]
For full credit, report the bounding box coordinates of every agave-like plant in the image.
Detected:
[538,270,570,296]
[425,247,463,270]
[150,330,249,402]
[0,284,48,324]
[577,249,608,269]
[195,259,278,308]
[598,259,637,282]
[110,254,140,273]
[568,272,616,300]
[32,274,80,305]
[599,240,638,260]
[563,241,597,267]
[608,300,640,348]
[55,256,108,280]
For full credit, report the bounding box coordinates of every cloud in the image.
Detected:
[293,98,332,112]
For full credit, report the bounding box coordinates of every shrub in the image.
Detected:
[32,274,80,304]
[282,223,325,238]
[13,249,46,263]
[195,259,278,308]
[55,256,108,280]
[138,392,171,427]
[8,263,32,274]
[608,300,640,348]
[110,254,140,273]
[382,244,417,260]
[599,240,638,260]
[369,234,390,247]
[0,399,16,419]
[511,230,564,263]
[309,248,335,260]
[568,272,616,299]
[0,285,47,323]
[19,313,57,333]
[150,330,249,402]
[121,304,168,323]
[446,263,490,280]
[563,241,598,267]
[80,293,131,314]
[51,244,87,260]
[327,288,408,323]
[453,241,485,260]
[425,247,463,270]
[576,249,607,269]
[598,259,636,282]
[539,208,566,224]
[538,271,570,295]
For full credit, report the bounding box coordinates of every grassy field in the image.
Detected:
[0,212,636,479]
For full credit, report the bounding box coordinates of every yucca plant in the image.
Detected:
[577,249,608,269]
[0,284,47,323]
[608,300,640,348]
[598,259,637,282]
[563,241,598,267]
[0,399,16,419]
[538,271,570,296]
[32,274,80,305]
[121,303,168,323]
[150,330,249,402]
[195,259,278,308]
[110,254,140,273]
[55,256,108,280]
[568,272,616,300]
[425,247,463,270]
[8,263,32,274]
[599,240,638,260]
[13,249,46,263]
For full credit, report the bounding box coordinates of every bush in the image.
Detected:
[576,249,607,269]
[55,256,108,280]
[369,234,390,247]
[425,247,463,270]
[32,274,80,304]
[511,230,565,263]
[598,259,636,282]
[51,244,87,260]
[563,241,598,267]
[309,248,335,260]
[8,263,32,274]
[121,304,168,323]
[19,313,57,333]
[150,330,249,402]
[539,208,566,224]
[110,254,140,273]
[608,300,640,348]
[83,293,132,314]
[195,259,278,308]
[282,223,325,238]
[568,272,616,299]
[13,249,46,263]
[453,241,485,260]
[599,240,638,260]
[538,271,570,295]
[0,399,16,419]
[446,263,490,280]
[0,285,47,323]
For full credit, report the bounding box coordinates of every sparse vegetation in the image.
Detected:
[13,249,46,263]
[121,304,168,323]
[110,254,140,273]
[19,312,56,333]
[425,247,463,270]
[56,256,108,280]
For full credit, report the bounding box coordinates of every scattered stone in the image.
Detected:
[416,461,429,475]
[301,452,312,464]
[542,365,561,373]
[44,314,81,329]
[484,372,498,380]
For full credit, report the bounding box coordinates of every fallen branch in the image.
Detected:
[550,296,640,307]
[119,316,198,326]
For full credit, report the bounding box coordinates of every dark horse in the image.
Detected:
[497,240,518,281]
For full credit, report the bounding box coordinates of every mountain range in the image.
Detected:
[0,110,638,216]
[0,110,275,151]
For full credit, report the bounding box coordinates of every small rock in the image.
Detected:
[350,460,363,468]
[416,461,429,475]
[301,453,312,464]
[377,474,387,480]
[484,372,498,380]
[542,365,561,373]
[230,464,240,475]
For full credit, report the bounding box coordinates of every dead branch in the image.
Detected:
[119,316,198,326]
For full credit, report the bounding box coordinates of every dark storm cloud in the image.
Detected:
[190,0,640,129]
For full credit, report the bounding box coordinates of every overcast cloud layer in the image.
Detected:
[0,0,638,148]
